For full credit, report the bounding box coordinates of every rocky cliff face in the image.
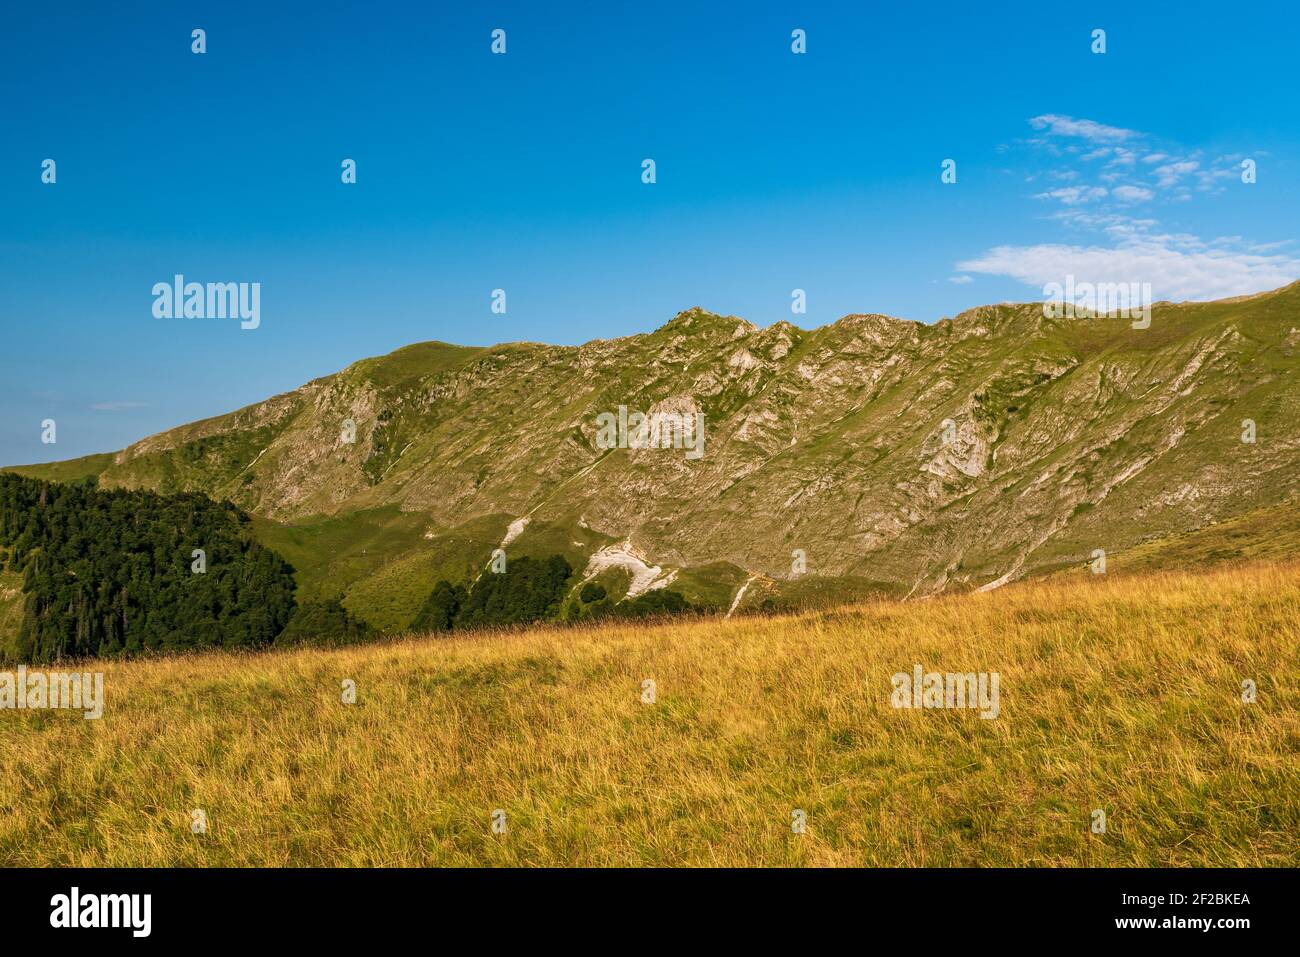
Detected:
[21,282,1300,620]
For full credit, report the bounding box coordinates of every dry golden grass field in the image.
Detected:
[1,561,1296,867]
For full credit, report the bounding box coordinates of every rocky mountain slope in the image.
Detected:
[12,282,1300,629]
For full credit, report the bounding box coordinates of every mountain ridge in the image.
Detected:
[8,282,1300,630]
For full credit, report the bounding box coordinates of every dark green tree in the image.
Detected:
[454,554,573,628]
[410,580,466,633]
[275,598,373,647]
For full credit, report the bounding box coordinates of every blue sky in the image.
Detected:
[3,0,1298,464]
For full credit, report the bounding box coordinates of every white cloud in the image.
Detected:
[1111,185,1154,202]
[1194,166,1238,192]
[1049,209,1155,231]
[948,274,974,284]
[1028,114,1140,143]
[1034,186,1108,205]
[957,236,1300,302]
[1152,160,1199,188]
[1106,147,1138,167]
[976,115,1294,304]
[90,401,148,412]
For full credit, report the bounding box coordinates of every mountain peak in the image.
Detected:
[655,307,758,337]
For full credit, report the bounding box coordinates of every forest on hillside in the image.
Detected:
[0,474,701,664]
[0,474,296,663]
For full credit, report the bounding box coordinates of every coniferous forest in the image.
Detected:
[0,474,296,663]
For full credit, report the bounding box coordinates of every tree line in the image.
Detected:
[410,554,697,633]
[0,474,297,662]
[0,473,700,663]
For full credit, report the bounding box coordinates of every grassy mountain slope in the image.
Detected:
[2,560,1294,866]
[1053,497,1300,579]
[8,284,1300,628]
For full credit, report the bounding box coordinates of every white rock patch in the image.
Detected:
[581,542,674,599]
[502,516,530,546]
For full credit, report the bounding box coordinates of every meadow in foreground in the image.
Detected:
[1,561,1296,866]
